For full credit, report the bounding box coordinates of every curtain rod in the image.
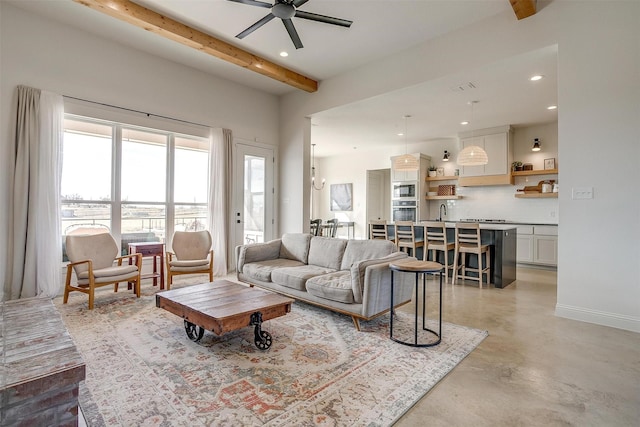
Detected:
[62,95,210,129]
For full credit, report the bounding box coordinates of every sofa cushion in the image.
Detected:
[280,233,312,263]
[308,237,348,270]
[306,271,354,304]
[243,258,305,282]
[271,265,336,291]
[340,239,397,270]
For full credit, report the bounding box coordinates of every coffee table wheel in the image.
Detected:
[254,331,272,350]
[184,320,204,342]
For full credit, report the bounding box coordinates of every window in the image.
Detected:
[61,115,209,260]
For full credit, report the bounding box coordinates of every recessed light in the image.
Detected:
[530,75,544,81]
[547,105,557,110]
[397,132,404,136]
[279,51,289,57]
[460,121,469,125]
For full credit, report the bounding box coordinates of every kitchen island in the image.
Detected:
[388,222,517,288]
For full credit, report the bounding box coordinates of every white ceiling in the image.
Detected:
[9,0,557,157]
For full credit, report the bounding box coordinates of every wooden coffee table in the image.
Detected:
[155,279,294,350]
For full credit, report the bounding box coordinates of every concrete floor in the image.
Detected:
[78,268,639,426]
[395,268,640,427]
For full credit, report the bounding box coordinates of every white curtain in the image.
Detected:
[5,86,63,300]
[208,128,232,276]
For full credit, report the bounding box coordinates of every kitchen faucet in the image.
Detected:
[439,203,447,221]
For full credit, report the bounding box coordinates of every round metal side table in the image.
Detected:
[389,259,443,347]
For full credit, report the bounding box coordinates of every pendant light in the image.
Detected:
[393,115,419,171]
[443,150,450,161]
[311,143,325,190]
[532,138,541,151]
[457,101,489,166]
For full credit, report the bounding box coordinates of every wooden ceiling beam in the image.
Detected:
[509,0,537,20]
[73,0,318,93]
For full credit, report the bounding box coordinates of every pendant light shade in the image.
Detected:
[457,100,489,166]
[394,154,419,171]
[457,145,489,166]
[395,114,419,171]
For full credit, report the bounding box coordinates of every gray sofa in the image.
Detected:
[235,233,414,330]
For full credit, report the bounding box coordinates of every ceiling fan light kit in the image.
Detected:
[228,0,353,49]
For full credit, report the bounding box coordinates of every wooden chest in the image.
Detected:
[1,298,85,426]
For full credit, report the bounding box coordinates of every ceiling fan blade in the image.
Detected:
[293,0,309,7]
[294,10,352,28]
[236,14,276,39]
[226,0,273,9]
[282,19,303,49]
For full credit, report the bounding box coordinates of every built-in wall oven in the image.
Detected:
[392,200,417,222]
[392,181,417,200]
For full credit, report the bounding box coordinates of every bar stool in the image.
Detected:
[395,221,424,258]
[453,223,491,288]
[422,221,455,284]
[369,220,394,243]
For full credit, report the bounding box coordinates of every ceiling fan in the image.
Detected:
[227,0,353,49]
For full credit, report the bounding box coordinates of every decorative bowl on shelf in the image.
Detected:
[427,192,438,196]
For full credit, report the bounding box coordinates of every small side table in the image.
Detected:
[390,259,443,347]
[128,242,165,290]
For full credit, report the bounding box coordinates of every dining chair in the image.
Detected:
[394,221,424,258]
[64,232,142,310]
[325,218,339,238]
[452,223,491,288]
[166,230,214,289]
[421,221,455,283]
[310,219,322,236]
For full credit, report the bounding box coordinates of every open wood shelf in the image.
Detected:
[515,193,558,198]
[512,168,558,177]
[425,195,463,200]
[426,175,459,181]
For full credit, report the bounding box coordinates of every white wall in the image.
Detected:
[0,3,279,289]
[280,2,640,332]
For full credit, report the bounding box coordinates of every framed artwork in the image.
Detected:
[436,167,445,177]
[330,183,352,211]
[544,158,556,170]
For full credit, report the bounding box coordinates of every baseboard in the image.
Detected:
[555,304,640,333]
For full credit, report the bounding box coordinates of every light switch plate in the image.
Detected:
[572,187,593,199]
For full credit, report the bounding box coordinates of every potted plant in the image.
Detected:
[428,165,438,177]
[512,161,523,172]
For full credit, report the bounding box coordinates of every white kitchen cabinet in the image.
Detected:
[533,235,558,265]
[533,226,558,265]
[515,224,557,267]
[458,126,513,186]
[460,128,510,177]
[516,225,534,263]
[390,153,428,182]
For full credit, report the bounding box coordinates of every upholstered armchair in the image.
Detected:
[64,233,142,310]
[166,230,214,289]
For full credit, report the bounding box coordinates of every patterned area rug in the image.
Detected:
[55,281,487,426]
